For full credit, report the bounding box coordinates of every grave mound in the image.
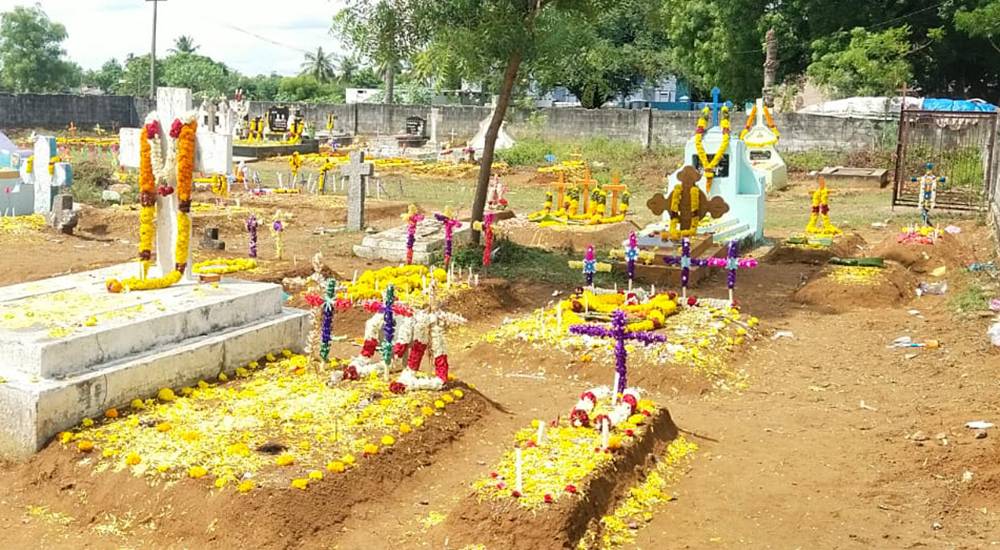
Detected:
[794,262,915,312]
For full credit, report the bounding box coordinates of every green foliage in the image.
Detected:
[443,240,621,286]
[301,47,337,83]
[531,0,672,108]
[169,35,199,55]
[365,83,433,104]
[117,54,161,97]
[806,26,918,98]
[0,5,79,92]
[68,160,136,206]
[955,1,1000,40]
[161,53,238,96]
[276,75,346,103]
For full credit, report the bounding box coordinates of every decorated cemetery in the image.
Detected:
[2,18,1000,548]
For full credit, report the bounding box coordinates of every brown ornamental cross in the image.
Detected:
[646,165,730,233]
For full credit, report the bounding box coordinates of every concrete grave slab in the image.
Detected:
[0,263,308,460]
[353,217,472,264]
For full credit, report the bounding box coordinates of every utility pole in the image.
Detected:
[763,28,778,107]
[148,0,166,100]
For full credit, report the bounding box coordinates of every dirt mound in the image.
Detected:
[870,231,972,275]
[794,262,916,313]
[769,233,868,265]
[0,384,495,550]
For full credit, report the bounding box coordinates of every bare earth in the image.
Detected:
[0,173,998,550]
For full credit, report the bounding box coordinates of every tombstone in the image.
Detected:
[267,105,290,134]
[17,135,73,214]
[45,193,78,234]
[119,87,233,279]
[200,97,218,133]
[199,226,226,250]
[405,116,427,137]
[743,98,787,192]
[341,150,373,231]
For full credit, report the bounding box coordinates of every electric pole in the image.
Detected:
[148,0,165,100]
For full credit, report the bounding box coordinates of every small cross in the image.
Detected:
[549,171,573,209]
[602,172,628,216]
[697,87,733,128]
[576,168,599,213]
[568,244,611,287]
[569,309,667,395]
[662,237,716,298]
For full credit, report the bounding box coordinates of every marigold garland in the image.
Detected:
[665,184,702,240]
[192,258,258,275]
[805,187,840,236]
[740,103,780,147]
[693,106,731,194]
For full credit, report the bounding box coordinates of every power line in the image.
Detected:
[222,23,312,55]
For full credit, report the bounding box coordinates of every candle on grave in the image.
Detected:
[352,270,357,284]
[651,284,655,296]
[536,421,544,446]
[601,419,610,450]
[474,274,479,286]
[515,448,523,493]
[611,372,620,405]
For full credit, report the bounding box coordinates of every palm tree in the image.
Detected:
[169,35,199,55]
[338,56,359,84]
[301,47,336,83]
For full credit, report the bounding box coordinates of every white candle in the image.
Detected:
[352,270,357,284]
[601,419,609,450]
[474,274,479,286]
[536,421,544,446]
[515,448,523,492]
[628,279,632,292]
[614,282,618,293]
[612,372,620,404]
[651,284,655,296]
[729,288,734,305]
[584,294,589,313]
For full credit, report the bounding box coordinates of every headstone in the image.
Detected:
[45,193,78,234]
[17,135,72,214]
[405,116,427,137]
[119,87,233,279]
[200,226,226,250]
[267,105,290,133]
[341,150,373,231]
[744,98,787,191]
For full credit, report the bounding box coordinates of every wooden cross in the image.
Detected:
[569,147,582,162]
[576,168,599,213]
[550,171,573,209]
[646,165,730,234]
[603,172,628,216]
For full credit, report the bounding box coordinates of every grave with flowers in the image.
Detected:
[447,310,694,547]
[353,203,473,264]
[0,87,308,461]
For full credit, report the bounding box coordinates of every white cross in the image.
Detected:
[118,87,233,278]
[18,135,71,214]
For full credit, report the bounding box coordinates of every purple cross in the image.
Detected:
[569,309,667,395]
[720,240,757,294]
[662,238,714,293]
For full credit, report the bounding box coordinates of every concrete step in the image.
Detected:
[0,307,308,461]
[712,222,750,243]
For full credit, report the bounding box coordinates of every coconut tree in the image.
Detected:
[301,46,336,83]
[169,35,199,55]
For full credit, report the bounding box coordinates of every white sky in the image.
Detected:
[12,0,349,76]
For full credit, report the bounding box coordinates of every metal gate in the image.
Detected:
[892,109,998,211]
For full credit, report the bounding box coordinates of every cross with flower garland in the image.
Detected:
[624,231,639,290]
[570,309,666,395]
[662,237,717,299]
[433,207,462,266]
[568,244,612,287]
[401,204,424,265]
[472,212,496,270]
[719,240,757,304]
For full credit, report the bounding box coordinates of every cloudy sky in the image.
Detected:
[16,0,349,76]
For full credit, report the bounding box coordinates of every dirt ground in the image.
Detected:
[0,172,999,549]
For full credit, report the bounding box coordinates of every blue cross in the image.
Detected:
[697,87,733,128]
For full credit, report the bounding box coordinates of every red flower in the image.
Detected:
[622,394,638,413]
[544,494,554,503]
[731,299,741,310]
[169,119,183,138]
[667,291,677,300]
[525,440,537,448]
[569,409,590,428]
[571,300,583,313]
[687,296,698,306]
[625,429,635,437]
[490,472,499,479]
[389,381,406,394]
[564,484,577,494]
[144,121,160,139]
[342,366,359,381]
[496,483,505,490]
[499,198,508,205]
[641,410,651,417]
[511,490,521,498]
[157,185,174,197]
[304,293,324,307]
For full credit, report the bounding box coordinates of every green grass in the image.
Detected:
[948,273,991,316]
[437,240,625,287]
[69,160,136,206]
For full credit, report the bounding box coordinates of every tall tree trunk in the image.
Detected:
[384,63,395,105]
[470,50,523,246]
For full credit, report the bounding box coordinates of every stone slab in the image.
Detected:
[0,307,308,461]
[353,218,472,263]
[232,140,319,160]
[819,166,889,188]
[0,264,283,379]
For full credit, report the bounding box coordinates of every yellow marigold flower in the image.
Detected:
[608,436,623,450]
[447,373,456,381]
[104,408,118,419]
[363,444,379,455]
[383,417,395,425]
[182,431,199,442]
[399,423,412,435]
[327,461,345,473]
[102,449,117,458]
[308,470,324,480]
[291,478,309,490]
[421,406,434,417]
[156,422,172,432]
[77,440,94,452]
[412,417,424,428]
[235,367,249,378]
[238,480,254,493]
[381,435,395,446]
[227,443,251,457]
[467,382,475,389]
[156,465,169,473]
[441,394,454,404]
[342,454,356,465]
[248,361,259,369]
[157,388,176,402]
[189,466,208,478]
[197,380,210,389]
[218,372,228,382]
[58,431,73,444]
[130,398,145,409]
[81,418,94,428]
[282,349,293,358]
[434,400,445,409]
[580,354,592,362]
[266,353,276,362]
[276,454,295,466]
[125,453,141,466]
[452,389,464,399]
[181,387,194,395]
[215,478,228,489]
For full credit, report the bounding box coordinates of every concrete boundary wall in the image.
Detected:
[1,92,893,152]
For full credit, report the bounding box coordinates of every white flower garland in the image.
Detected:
[571,387,642,429]
[396,368,444,391]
